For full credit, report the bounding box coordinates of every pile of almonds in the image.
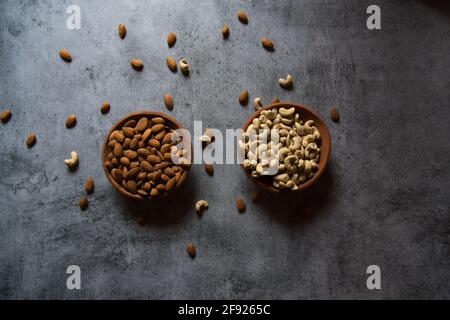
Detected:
[105,115,189,199]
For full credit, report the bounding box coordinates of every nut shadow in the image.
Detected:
[115,172,198,228]
[254,167,335,227]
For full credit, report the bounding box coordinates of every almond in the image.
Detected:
[237,10,248,24]
[261,37,274,51]
[100,101,110,114]
[150,124,165,134]
[137,148,151,158]
[164,94,173,110]
[59,48,72,62]
[79,196,89,211]
[186,243,196,258]
[113,144,123,157]
[148,139,160,148]
[141,128,152,142]
[147,154,161,164]
[221,24,230,39]
[330,107,340,122]
[120,157,130,167]
[239,90,249,106]
[65,114,77,128]
[118,23,126,39]
[127,180,137,193]
[165,177,177,192]
[123,119,136,128]
[0,108,12,123]
[84,176,94,194]
[166,56,177,72]
[135,117,149,132]
[25,132,36,148]
[236,196,246,212]
[162,132,172,144]
[122,126,135,138]
[127,167,140,180]
[140,160,152,173]
[151,117,165,125]
[111,168,124,182]
[124,150,138,160]
[204,163,214,176]
[167,32,176,47]
[155,130,166,141]
[130,59,143,71]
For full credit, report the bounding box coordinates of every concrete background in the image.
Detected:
[0,0,449,299]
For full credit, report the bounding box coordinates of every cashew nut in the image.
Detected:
[179,58,189,73]
[278,74,293,88]
[195,200,208,213]
[253,97,262,110]
[279,107,295,118]
[64,151,78,168]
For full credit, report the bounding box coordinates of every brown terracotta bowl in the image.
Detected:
[241,101,331,192]
[101,111,192,200]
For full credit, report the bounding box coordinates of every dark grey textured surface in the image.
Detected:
[0,0,449,299]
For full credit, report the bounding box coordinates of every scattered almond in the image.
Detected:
[330,107,340,122]
[167,32,176,47]
[79,196,89,211]
[239,90,249,106]
[166,56,177,72]
[65,114,77,128]
[204,163,214,176]
[59,48,72,62]
[84,176,94,194]
[164,94,174,110]
[25,132,36,148]
[100,101,110,114]
[130,59,143,71]
[236,196,246,212]
[261,37,274,51]
[186,243,196,258]
[237,10,248,24]
[221,24,230,39]
[118,23,126,39]
[0,108,12,123]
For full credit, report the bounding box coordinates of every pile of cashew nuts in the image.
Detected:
[240,107,321,191]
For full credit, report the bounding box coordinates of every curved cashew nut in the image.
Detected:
[294,147,304,159]
[278,74,293,88]
[278,147,290,161]
[286,180,298,191]
[274,173,289,183]
[195,200,208,213]
[253,97,262,110]
[289,136,302,152]
[302,134,315,147]
[64,151,78,168]
[265,109,277,120]
[284,155,298,172]
[279,107,295,118]
[281,117,293,125]
[179,58,189,73]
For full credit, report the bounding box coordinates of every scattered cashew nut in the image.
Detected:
[278,74,293,88]
[179,58,189,73]
[253,97,262,110]
[195,200,208,213]
[64,151,78,168]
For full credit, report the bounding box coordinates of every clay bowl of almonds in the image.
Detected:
[101,111,192,200]
[240,101,330,192]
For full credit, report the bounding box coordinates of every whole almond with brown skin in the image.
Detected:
[140,161,152,173]
[166,56,177,72]
[79,196,88,211]
[113,144,123,157]
[149,139,161,148]
[0,108,12,123]
[111,168,124,182]
[100,101,110,114]
[162,132,172,144]
[118,23,126,39]
[124,150,138,160]
[204,163,214,176]
[239,90,249,106]
[123,120,136,128]
[237,10,248,24]
[221,24,230,39]
[127,180,137,193]
[151,124,165,134]
[59,48,72,62]
[147,154,161,164]
[84,176,94,194]
[167,32,176,47]
[330,107,340,122]
[135,117,148,132]
[127,167,140,180]
[155,130,166,141]
[65,114,76,128]
[165,177,177,192]
[120,157,130,167]
[137,148,151,158]
[141,128,152,142]
[236,196,246,212]
[130,59,143,71]
[122,127,135,138]
[261,37,274,51]
[164,94,173,110]
[186,243,196,258]
[151,117,165,125]
[26,132,36,148]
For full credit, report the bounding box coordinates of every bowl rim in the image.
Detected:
[101,110,192,200]
[240,101,331,192]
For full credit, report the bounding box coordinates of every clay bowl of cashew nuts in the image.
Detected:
[240,101,331,192]
[101,110,192,200]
